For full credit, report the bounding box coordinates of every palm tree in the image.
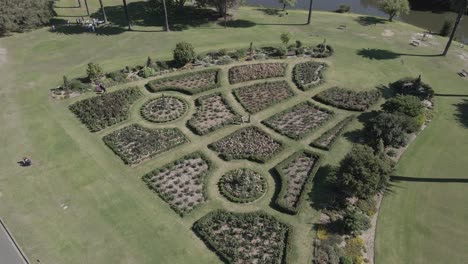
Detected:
[307,0,314,24]
[98,0,108,23]
[122,0,132,30]
[84,0,90,15]
[443,0,468,56]
[162,0,170,31]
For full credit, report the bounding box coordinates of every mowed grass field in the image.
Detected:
[0,0,467,263]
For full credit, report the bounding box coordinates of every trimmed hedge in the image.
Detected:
[146,68,221,95]
[69,87,143,132]
[293,61,328,91]
[142,152,213,216]
[193,210,292,264]
[274,150,322,214]
[314,87,381,111]
[311,116,355,150]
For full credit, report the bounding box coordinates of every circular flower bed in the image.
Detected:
[219,168,267,203]
[141,96,187,123]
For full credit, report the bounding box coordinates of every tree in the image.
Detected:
[379,0,410,22]
[280,32,292,45]
[122,0,132,30]
[342,208,371,235]
[98,0,108,23]
[0,0,55,35]
[307,0,314,24]
[162,0,170,31]
[86,63,104,81]
[382,95,424,117]
[442,0,468,56]
[279,0,296,11]
[195,0,242,17]
[364,111,417,148]
[173,42,196,67]
[335,145,394,199]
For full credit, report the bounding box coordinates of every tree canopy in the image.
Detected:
[0,0,55,35]
[364,111,417,147]
[382,95,424,117]
[379,0,410,21]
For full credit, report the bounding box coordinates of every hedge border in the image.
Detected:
[262,101,335,140]
[208,126,284,164]
[142,151,214,217]
[146,68,222,95]
[192,210,293,264]
[140,95,189,123]
[311,115,355,151]
[292,61,328,91]
[218,168,268,203]
[228,62,288,84]
[313,86,381,112]
[102,124,189,165]
[187,92,242,135]
[274,150,323,215]
[232,80,296,114]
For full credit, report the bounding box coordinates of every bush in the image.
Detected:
[343,237,365,264]
[342,208,371,235]
[276,46,288,57]
[86,62,104,82]
[382,95,424,117]
[390,77,434,100]
[68,79,90,92]
[229,49,246,59]
[315,234,344,264]
[141,66,156,78]
[335,144,394,199]
[364,111,417,147]
[357,198,377,216]
[336,4,351,13]
[440,19,453,37]
[280,32,292,45]
[173,42,196,67]
[295,40,303,48]
[340,256,353,264]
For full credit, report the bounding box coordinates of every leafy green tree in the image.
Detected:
[173,42,196,67]
[364,111,418,147]
[382,95,424,117]
[86,63,104,81]
[379,0,410,22]
[279,0,297,11]
[195,0,243,17]
[0,0,55,35]
[335,144,394,199]
[280,32,292,45]
[442,0,468,56]
[342,208,371,235]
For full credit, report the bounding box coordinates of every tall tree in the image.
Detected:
[443,0,468,56]
[98,0,108,23]
[379,0,410,22]
[84,0,90,15]
[279,0,296,11]
[122,0,132,30]
[307,0,314,24]
[0,0,55,35]
[162,0,170,31]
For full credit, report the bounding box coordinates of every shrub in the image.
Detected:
[343,237,365,264]
[342,208,371,235]
[356,198,377,216]
[440,19,453,37]
[315,234,344,264]
[390,77,434,100]
[314,87,381,111]
[334,144,394,199]
[173,42,196,67]
[276,46,288,57]
[340,256,353,264]
[364,111,417,147]
[141,66,156,78]
[336,4,351,13]
[106,70,127,83]
[280,32,292,45]
[86,62,104,82]
[382,95,424,117]
[296,40,303,48]
[229,48,246,59]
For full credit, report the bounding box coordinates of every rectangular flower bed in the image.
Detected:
[69,87,143,132]
[233,81,295,113]
[311,116,355,150]
[263,101,334,140]
[187,93,241,135]
[146,68,221,94]
[208,126,282,163]
[193,210,291,264]
[103,124,188,165]
[313,87,381,111]
[142,152,212,216]
[228,62,287,84]
[274,150,322,214]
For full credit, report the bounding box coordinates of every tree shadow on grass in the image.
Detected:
[357,48,443,60]
[454,99,468,128]
[255,8,282,16]
[52,24,127,36]
[308,165,347,211]
[376,84,395,99]
[219,19,256,28]
[355,16,387,26]
[391,175,468,183]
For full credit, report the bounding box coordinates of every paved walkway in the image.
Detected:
[0,218,28,264]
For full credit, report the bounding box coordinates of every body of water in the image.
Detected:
[246,0,468,44]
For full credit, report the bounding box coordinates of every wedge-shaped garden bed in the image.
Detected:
[313,87,380,111]
[146,68,221,94]
[233,81,294,113]
[103,124,188,165]
[228,62,287,84]
[209,126,282,163]
[293,61,327,91]
[187,93,241,135]
[193,210,290,264]
[263,101,334,140]
[274,150,322,214]
[142,152,212,216]
[140,95,188,123]
[219,168,267,203]
[69,87,143,132]
[311,116,354,150]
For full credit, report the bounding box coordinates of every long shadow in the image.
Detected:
[454,99,468,128]
[255,23,307,26]
[308,165,347,211]
[356,16,387,26]
[357,48,442,60]
[391,176,468,183]
[435,93,468,98]
[219,19,256,28]
[52,24,127,36]
[376,84,395,99]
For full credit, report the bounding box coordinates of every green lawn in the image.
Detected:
[0,0,467,263]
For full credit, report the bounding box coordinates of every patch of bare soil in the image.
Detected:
[382,29,394,37]
[410,33,440,47]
